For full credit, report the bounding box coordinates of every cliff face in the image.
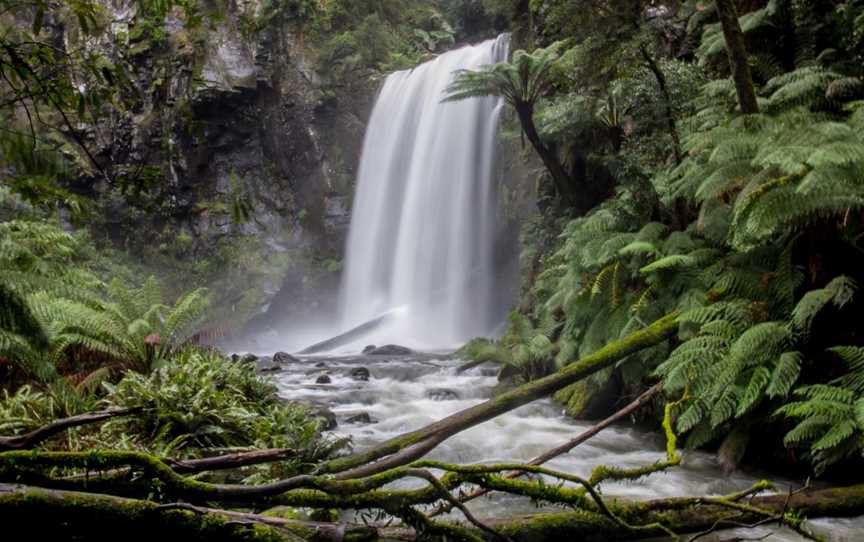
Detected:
[44,0,512,344]
[64,1,379,337]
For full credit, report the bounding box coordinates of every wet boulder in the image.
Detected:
[362,344,377,354]
[315,374,332,384]
[425,388,460,401]
[346,412,376,424]
[349,367,371,381]
[239,353,258,364]
[256,357,282,373]
[274,351,299,364]
[366,344,414,356]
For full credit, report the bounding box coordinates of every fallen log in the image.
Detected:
[0,483,376,542]
[4,480,864,542]
[0,407,141,451]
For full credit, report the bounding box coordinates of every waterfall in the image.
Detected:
[338,35,510,349]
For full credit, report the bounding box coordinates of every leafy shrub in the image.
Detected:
[98,349,346,471]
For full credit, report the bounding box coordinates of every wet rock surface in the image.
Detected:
[365,344,414,356]
[315,374,332,384]
[348,367,370,381]
[345,412,375,424]
[256,357,282,373]
[274,351,300,364]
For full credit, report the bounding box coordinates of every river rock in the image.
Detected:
[239,353,258,364]
[256,357,282,373]
[315,374,332,384]
[315,361,327,368]
[425,388,460,401]
[362,344,377,354]
[349,367,370,381]
[346,412,376,424]
[367,344,414,356]
[273,351,299,364]
[306,403,337,431]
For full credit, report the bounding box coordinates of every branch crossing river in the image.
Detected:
[274,353,864,541]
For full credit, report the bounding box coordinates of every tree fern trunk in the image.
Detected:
[716,0,760,114]
[513,101,582,211]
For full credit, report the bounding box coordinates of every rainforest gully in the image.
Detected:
[3,2,864,542]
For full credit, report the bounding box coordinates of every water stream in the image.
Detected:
[274,354,863,541]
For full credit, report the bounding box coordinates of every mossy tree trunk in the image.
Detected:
[716,0,760,114]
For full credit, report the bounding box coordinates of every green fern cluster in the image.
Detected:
[1,219,211,386]
[97,349,346,467]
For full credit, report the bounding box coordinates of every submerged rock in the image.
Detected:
[349,367,371,381]
[346,412,376,424]
[315,374,332,384]
[274,351,299,364]
[367,344,414,356]
[425,388,460,401]
[285,400,339,431]
[256,357,282,373]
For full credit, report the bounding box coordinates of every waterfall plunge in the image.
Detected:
[338,35,510,350]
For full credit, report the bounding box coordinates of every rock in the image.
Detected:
[299,403,337,431]
[315,362,327,368]
[348,367,370,381]
[346,412,375,424]
[256,357,282,373]
[273,351,299,364]
[366,344,414,356]
[425,388,460,401]
[362,344,377,354]
[315,374,332,384]
[240,353,258,364]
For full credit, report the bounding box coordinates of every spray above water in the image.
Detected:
[338,35,511,350]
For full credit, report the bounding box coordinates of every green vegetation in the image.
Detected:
[462,0,864,477]
[4,0,864,538]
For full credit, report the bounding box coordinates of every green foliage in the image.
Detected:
[0,219,210,383]
[496,0,864,476]
[444,41,565,108]
[98,349,346,470]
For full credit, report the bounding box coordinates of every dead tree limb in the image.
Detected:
[0,407,141,451]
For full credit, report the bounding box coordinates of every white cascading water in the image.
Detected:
[338,35,510,349]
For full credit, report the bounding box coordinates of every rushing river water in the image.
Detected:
[273,353,864,541]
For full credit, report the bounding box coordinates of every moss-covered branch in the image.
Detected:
[0,407,141,451]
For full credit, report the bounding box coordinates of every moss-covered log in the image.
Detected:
[0,483,377,542]
[7,480,860,542]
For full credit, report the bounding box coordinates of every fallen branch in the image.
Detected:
[0,407,141,451]
[428,382,663,516]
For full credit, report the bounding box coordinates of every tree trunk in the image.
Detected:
[513,101,582,211]
[640,44,683,163]
[716,0,760,114]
